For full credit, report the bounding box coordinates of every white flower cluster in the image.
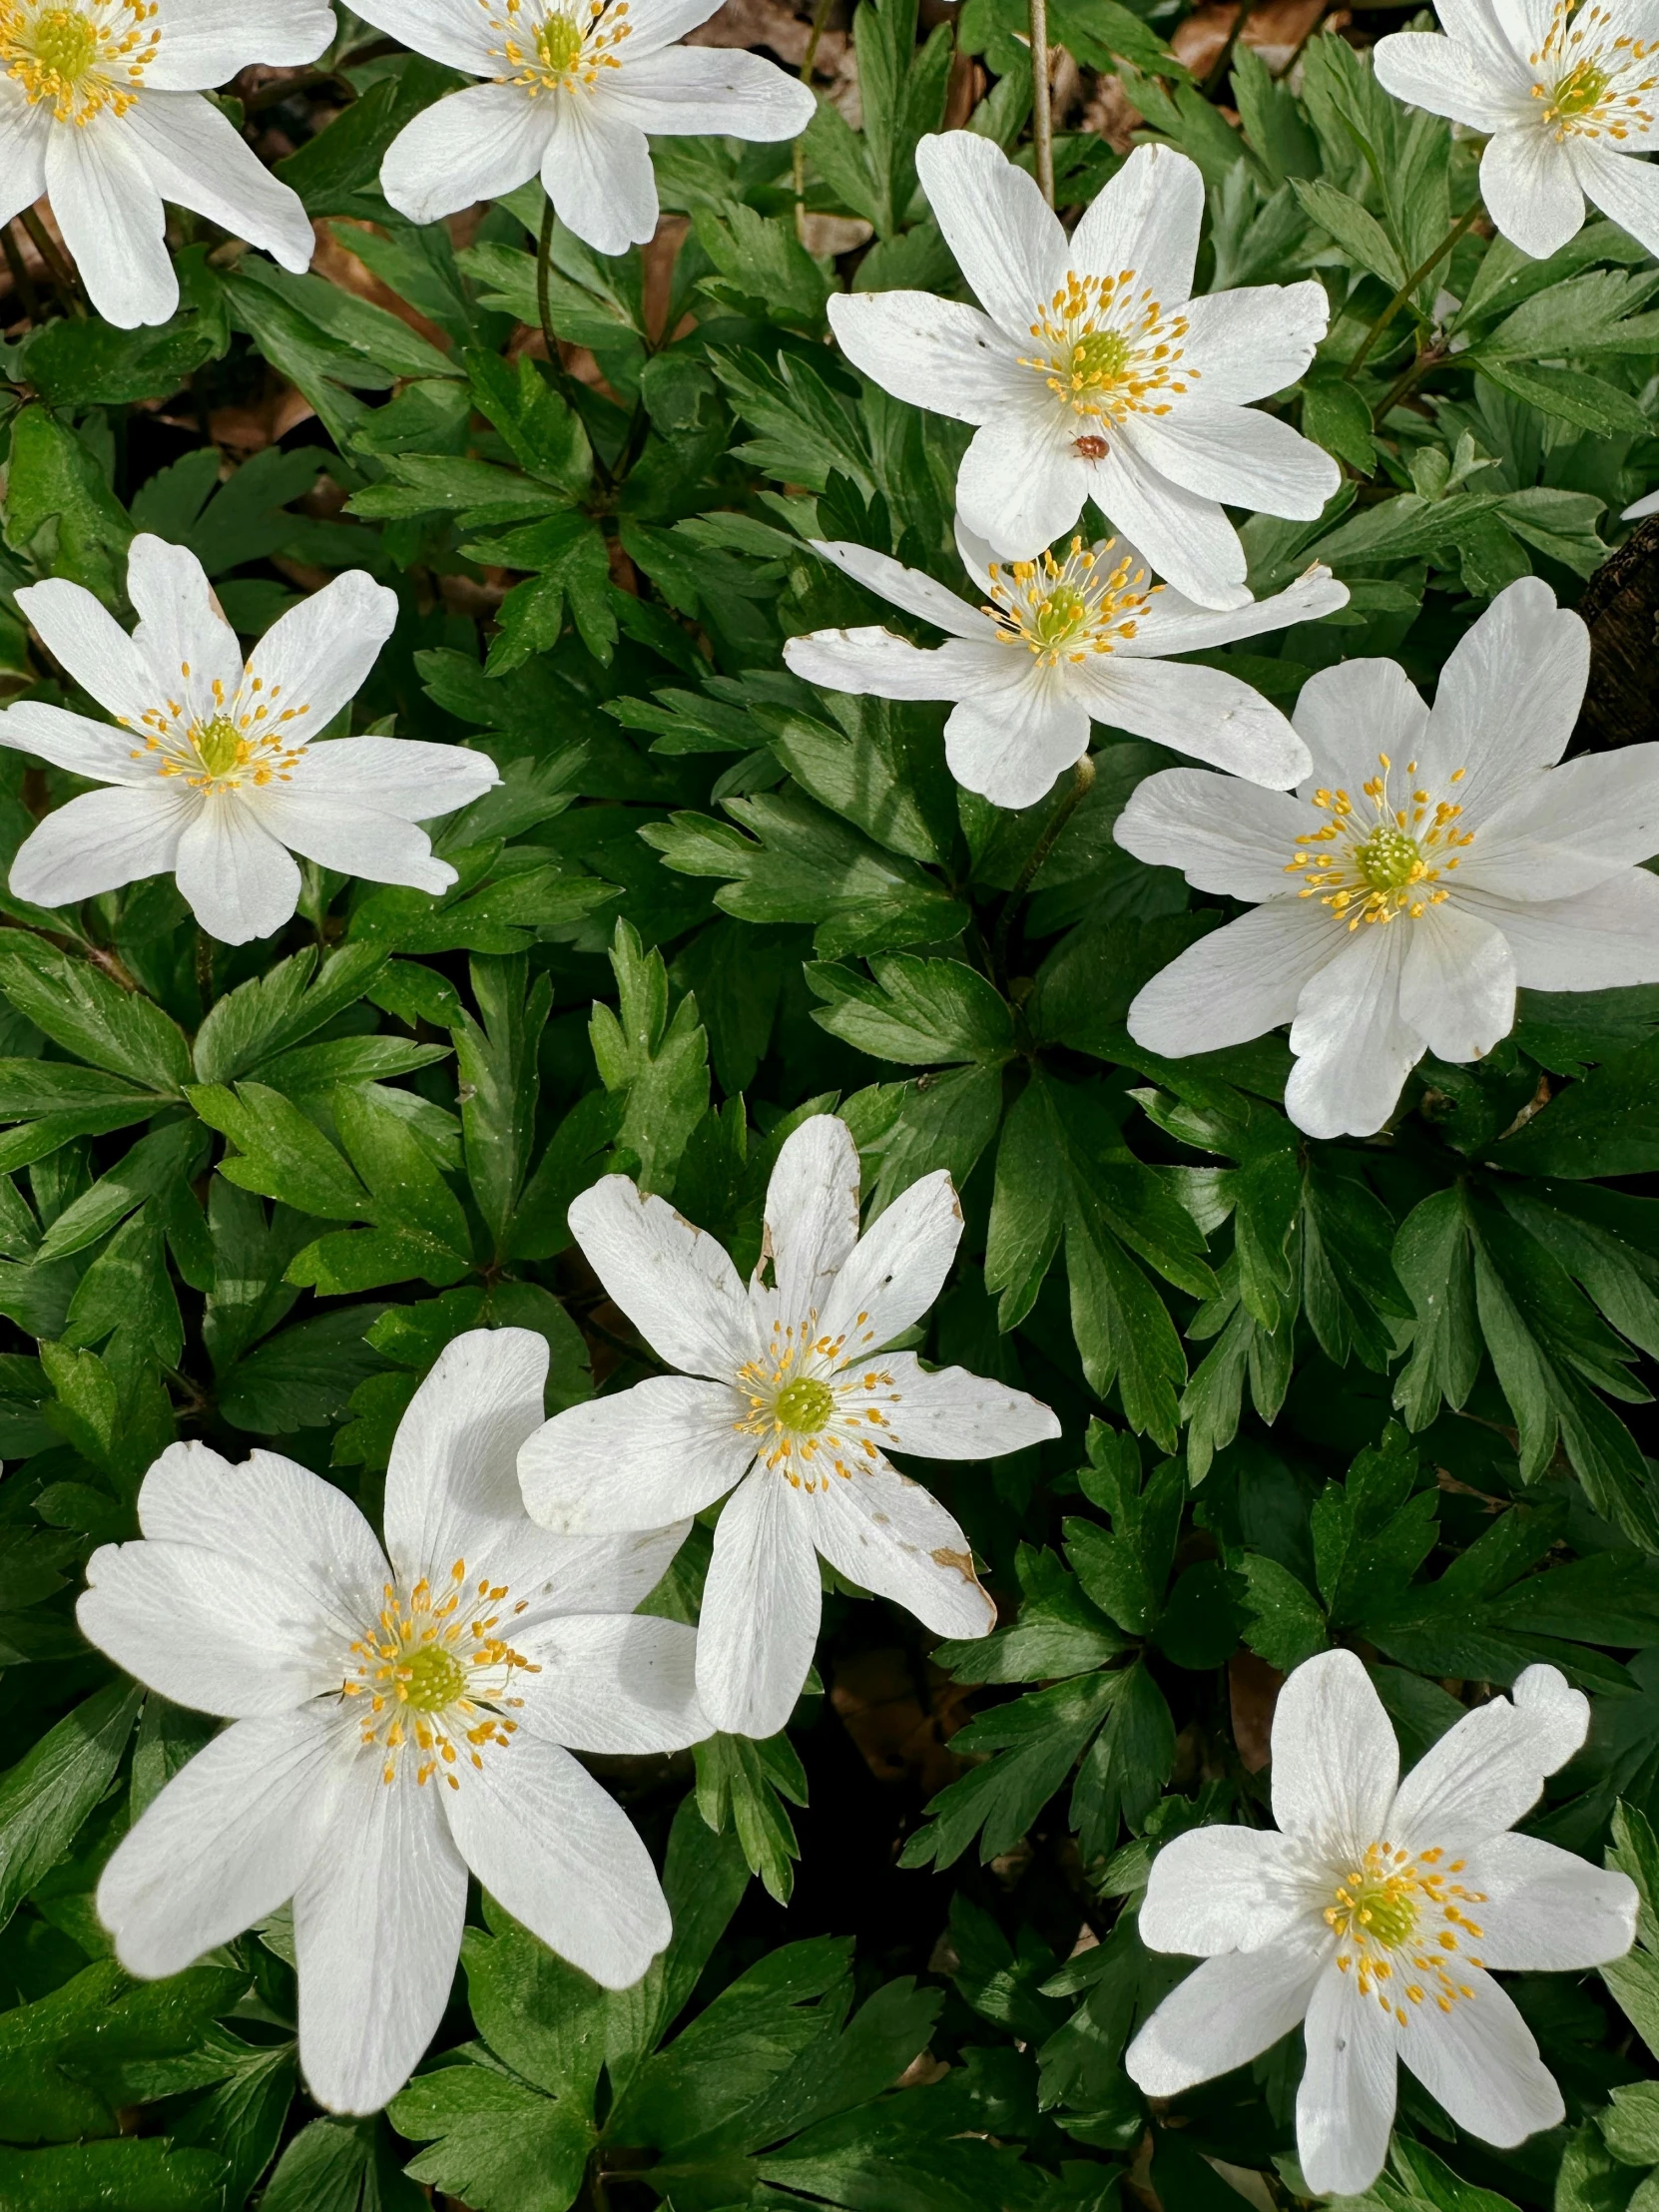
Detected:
[80,1118,1058,2111]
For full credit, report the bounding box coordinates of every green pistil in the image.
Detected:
[194,715,242,779]
[537,12,585,72]
[1355,826,1420,891]
[1030,584,1089,650]
[30,8,97,82]
[1070,328,1132,387]
[776,1376,834,1433]
[1552,60,1609,115]
[402,1644,468,1713]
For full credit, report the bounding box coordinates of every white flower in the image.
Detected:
[79,1330,707,2116]
[1113,576,1659,1139]
[355,0,816,259]
[827,133,1340,612]
[0,533,499,944]
[784,521,1349,809]
[517,1115,1059,1740]
[1624,487,1659,518]
[0,0,328,327]
[1376,0,1659,264]
[1126,1649,1637,2196]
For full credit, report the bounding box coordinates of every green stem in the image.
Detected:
[793,0,834,241]
[994,750,1094,982]
[1344,200,1481,383]
[1203,0,1259,98]
[1373,337,1446,426]
[20,207,84,316]
[1029,0,1055,208]
[538,195,613,492]
[2,221,37,325]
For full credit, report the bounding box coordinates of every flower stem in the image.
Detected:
[1343,200,1481,383]
[793,0,834,241]
[1029,0,1055,208]
[196,928,215,1010]
[537,194,613,493]
[19,207,84,317]
[2,223,38,326]
[1203,0,1259,98]
[994,749,1095,982]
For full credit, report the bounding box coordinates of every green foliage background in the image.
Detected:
[4,3,1659,2208]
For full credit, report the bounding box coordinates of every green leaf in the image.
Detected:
[0,1679,141,1931]
[807,956,1013,1067]
[451,955,551,1258]
[3,406,134,604]
[589,920,709,1197]
[190,1081,369,1221]
[192,943,388,1086]
[694,1731,809,1905]
[0,938,191,1095]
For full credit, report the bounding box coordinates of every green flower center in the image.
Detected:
[194,715,242,780]
[775,1376,834,1433]
[1550,59,1610,115]
[1069,328,1133,388]
[401,1643,470,1714]
[1029,583,1089,649]
[28,6,97,83]
[1354,826,1422,892]
[536,12,585,74]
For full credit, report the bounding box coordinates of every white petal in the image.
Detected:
[174,792,301,943]
[1298,1956,1398,2196]
[804,540,988,641]
[350,0,499,71]
[1458,869,1659,988]
[956,407,1091,561]
[10,784,195,909]
[12,576,153,722]
[1094,436,1251,611]
[1397,900,1515,1064]
[79,1538,344,1716]
[1386,1663,1588,1853]
[139,1439,388,1609]
[600,45,816,138]
[1294,655,1429,795]
[1462,745,1659,899]
[1418,577,1587,808]
[1570,137,1659,258]
[567,1175,761,1377]
[1373,30,1535,126]
[1175,279,1332,405]
[127,532,242,720]
[1127,564,1349,658]
[876,1350,1059,1458]
[820,1169,962,1350]
[1139,1825,1309,1955]
[381,81,551,228]
[812,1455,995,1637]
[1397,1966,1563,2147]
[1464,1831,1638,1970]
[1126,1937,1327,2096]
[44,116,174,327]
[121,90,314,274]
[1069,142,1205,310]
[0,84,48,229]
[248,792,452,895]
[518,1377,755,1535]
[759,1115,863,1328]
[532,1524,694,1617]
[384,1328,550,1590]
[827,290,1027,426]
[287,736,498,818]
[915,130,1065,342]
[243,569,400,737]
[0,702,166,787]
[441,1734,670,1986]
[1271,1648,1399,1859]
[293,1758,468,2116]
[147,0,337,85]
[97,1711,345,1975]
[697,1469,822,1738]
[1624,488,1659,520]
[608,0,728,52]
[1129,901,1337,1058]
[945,661,1092,809]
[784,628,961,702]
[1481,123,1586,259]
[1114,767,1306,897]
[1122,402,1340,523]
[514,1613,708,1752]
[1074,656,1310,789]
[1286,924,1420,1140]
[543,95,656,258]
